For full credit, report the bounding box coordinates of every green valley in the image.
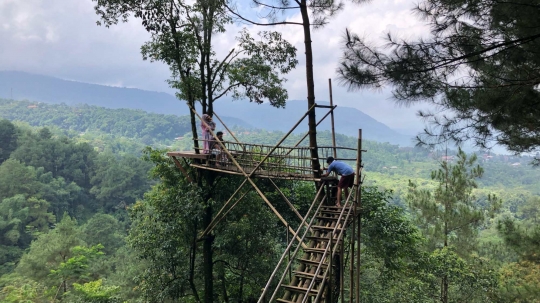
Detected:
[1,98,539,302]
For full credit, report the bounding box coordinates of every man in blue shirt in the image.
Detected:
[321,156,355,207]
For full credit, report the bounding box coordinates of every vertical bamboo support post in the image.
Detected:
[287,223,292,282]
[356,129,362,303]
[328,232,333,303]
[350,213,355,303]
[329,79,337,159]
[340,235,344,303]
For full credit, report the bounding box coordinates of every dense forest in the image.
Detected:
[1,98,540,302]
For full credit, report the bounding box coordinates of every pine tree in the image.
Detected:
[407,149,500,303]
[338,0,540,161]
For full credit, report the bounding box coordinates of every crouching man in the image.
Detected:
[321,156,354,207]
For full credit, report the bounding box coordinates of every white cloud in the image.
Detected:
[0,0,432,134]
[0,0,171,91]
[262,0,431,132]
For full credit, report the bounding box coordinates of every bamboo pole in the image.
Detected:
[213,112,243,146]
[356,129,363,303]
[258,185,326,303]
[191,106,314,243]
[244,103,317,177]
[350,212,355,303]
[340,233,344,303]
[329,79,337,159]
[203,190,250,237]
[268,178,306,225]
[199,178,249,238]
[287,105,336,154]
[329,231,333,303]
[170,156,194,183]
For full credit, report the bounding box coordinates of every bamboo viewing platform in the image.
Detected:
[167,140,358,181]
[164,81,367,302]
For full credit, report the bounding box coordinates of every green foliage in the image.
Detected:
[228,30,298,107]
[49,245,105,295]
[70,279,122,303]
[497,218,540,264]
[497,261,540,303]
[0,191,55,275]
[16,215,84,285]
[82,214,126,255]
[407,149,501,254]
[361,186,421,272]
[358,187,499,303]
[90,152,153,211]
[0,99,191,146]
[10,126,97,189]
[0,195,55,245]
[129,148,205,302]
[0,159,41,202]
[212,189,283,302]
[421,248,498,303]
[130,147,290,302]
[338,0,540,159]
[0,276,47,303]
[104,245,145,301]
[0,119,17,164]
[2,95,540,303]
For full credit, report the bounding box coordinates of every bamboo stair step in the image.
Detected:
[303,247,328,254]
[319,209,349,214]
[320,206,353,211]
[305,235,342,242]
[316,215,346,220]
[297,258,329,267]
[321,205,348,209]
[311,225,343,231]
[293,270,326,280]
[280,284,320,294]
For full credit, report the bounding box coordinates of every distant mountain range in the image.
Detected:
[0,70,413,146]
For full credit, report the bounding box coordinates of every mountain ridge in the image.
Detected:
[0,70,412,146]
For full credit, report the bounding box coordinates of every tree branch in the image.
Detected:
[213,82,243,101]
[253,0,300,10]
[406,33,540,73]
[225,3,303,26]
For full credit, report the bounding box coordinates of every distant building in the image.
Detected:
[441,155,454,162]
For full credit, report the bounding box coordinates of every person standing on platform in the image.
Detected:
[321,156,355,207]
[211,131,228,166]
[201,114,216,154]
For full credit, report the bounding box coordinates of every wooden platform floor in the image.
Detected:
[191,163,320,181]
[167,151,321,181]
[167,151,209,160]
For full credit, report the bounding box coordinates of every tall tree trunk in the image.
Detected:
[189,227,201,302]
[190,100,200,154]
[442,167,449,303]
[219,262,229,302]
[300,0,321,178]
[442,275,448,303]
[203,204,214,303]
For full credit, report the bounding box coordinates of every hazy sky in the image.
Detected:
[0,0,432,134]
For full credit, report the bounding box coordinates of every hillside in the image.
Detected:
[213,99,413,145]
[0,70,412,146]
